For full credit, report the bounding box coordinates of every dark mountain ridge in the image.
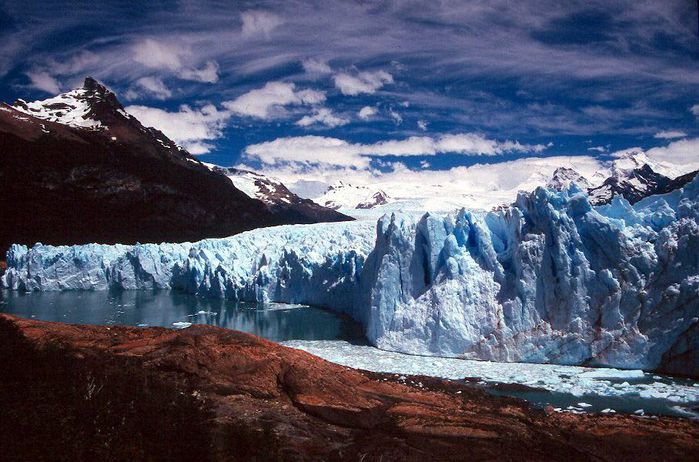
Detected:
[0,78,350,253]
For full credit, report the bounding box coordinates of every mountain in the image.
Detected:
[306,181,393,210]
[356,190,391,209]
[210,166,349,223]
[0,77,349,253]
[545,167,592,191]
[588,164,698,205]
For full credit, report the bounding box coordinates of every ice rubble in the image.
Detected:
[4,175,698,374]
[282,340,699,407]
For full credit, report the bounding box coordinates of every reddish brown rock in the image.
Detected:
[0,313,697,461]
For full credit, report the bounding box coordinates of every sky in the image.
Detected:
[1,0,698,184]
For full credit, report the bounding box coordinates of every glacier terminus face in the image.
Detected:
[3,176,698,376]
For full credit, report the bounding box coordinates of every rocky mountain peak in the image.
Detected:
[11,76,130,130]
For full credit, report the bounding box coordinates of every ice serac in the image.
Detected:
[361,177,699,375]
[3,177,698,375]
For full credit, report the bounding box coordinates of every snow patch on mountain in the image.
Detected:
[312,181,393,211]
[12,84,116,129]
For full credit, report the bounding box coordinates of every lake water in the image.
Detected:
[2,289,697,419]
[0,290,364,342]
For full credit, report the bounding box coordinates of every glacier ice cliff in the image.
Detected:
[3,178,698,375]
[2,222,376,315]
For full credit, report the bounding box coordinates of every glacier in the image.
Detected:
[2,221,376,316]
[3,176,698,375]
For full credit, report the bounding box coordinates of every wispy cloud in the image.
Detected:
[654,130,687,139]
[244,133,550,168]
[25,70,60,94]
[358,105,377,120]
[333,70,393,96]
[131,39,220,83]
[125,76,172,100]
[125,103,229,154]
[296,108,349,128]
[302,58,332,75]
[222,81,325,119]
[240,11,283,38]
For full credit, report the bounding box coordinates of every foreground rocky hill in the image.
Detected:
[0,314,697,461]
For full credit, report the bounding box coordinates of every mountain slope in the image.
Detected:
[0,78,349,253]
[212,167,349,223]
[588,164,698,205]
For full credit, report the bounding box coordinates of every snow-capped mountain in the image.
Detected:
[356,190,391,209]
[588,164,697,205]
[546,167,592,191]
[0,78,349,253]
[210,166,349,223]
[309,181,393,210]
[13,77,130,129]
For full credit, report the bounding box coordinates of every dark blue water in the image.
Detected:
[0,290,364,343]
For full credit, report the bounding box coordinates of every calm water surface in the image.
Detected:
[0,290,364,342]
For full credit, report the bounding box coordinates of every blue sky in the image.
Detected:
[0,0,697,179]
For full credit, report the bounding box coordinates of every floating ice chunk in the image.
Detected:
[578,369,646,380]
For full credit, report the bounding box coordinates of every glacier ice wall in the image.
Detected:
[3,178,698,375]
[360,179,699,375]
[2,222,376,315]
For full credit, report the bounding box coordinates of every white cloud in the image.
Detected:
[26,71,60,94]
[417,120,428,131]
[125,103,229,154]
[333,70,393,95]
[127,76,172,100]
[131,39,219,83]
[179,60,219,83]
[241,11,282,38]
[244,133,550,167]
[223,81,325,119]
[646,137,699,172]
[654,130,687,139]
[245,136,369,168]
[133,39,182,71]
[296,108,349,127]
[691,104,699,116]
[587,146,607,153]
[302,58,332,74]
[358,105,377,120]
[388,107,403,125]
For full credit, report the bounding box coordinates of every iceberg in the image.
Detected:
[3,176,698,375]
